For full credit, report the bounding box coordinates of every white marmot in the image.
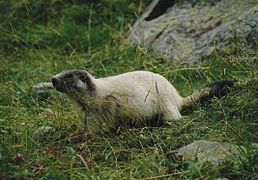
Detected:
[33,70,233,134]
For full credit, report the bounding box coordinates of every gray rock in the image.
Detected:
[127,0,258,64]
[174,140,245,165]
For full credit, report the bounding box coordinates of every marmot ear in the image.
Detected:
[78,70,96,93]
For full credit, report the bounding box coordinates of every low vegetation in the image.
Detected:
[0,0,257,179]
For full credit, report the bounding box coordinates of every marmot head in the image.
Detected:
[33,69,96,97]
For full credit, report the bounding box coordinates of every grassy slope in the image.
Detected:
[0,0,257,179]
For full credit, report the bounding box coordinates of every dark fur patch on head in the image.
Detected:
[208,80,234,98]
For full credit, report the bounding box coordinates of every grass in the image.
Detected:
[0,0,257,179]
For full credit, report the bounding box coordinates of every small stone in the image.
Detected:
[33,126,55,139]
[174,140,245,165]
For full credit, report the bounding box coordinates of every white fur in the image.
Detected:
[91,71,184,121]
[76,79,87,89]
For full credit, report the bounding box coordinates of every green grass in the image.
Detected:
[0,0,257,179]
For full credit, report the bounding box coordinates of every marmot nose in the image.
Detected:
[51,77,59,87]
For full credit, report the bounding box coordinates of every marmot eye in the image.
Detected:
[66,74,73,79]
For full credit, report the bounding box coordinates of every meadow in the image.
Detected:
[0,0,257,179]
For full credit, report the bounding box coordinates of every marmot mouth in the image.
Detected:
[54,86,65,93]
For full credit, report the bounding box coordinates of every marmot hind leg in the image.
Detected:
[162,103,182,123]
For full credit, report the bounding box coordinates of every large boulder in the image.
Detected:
[127,0,258,64]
